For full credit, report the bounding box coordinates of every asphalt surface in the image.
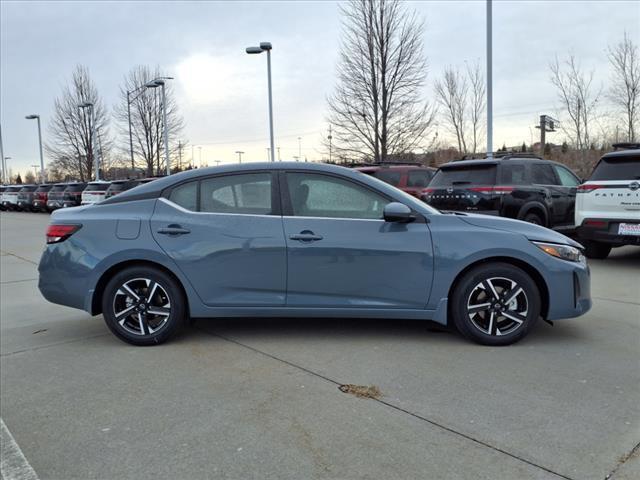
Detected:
[0,211,638,480]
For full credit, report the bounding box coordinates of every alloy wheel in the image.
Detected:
[466,277,528,336]
[112,277,171,336]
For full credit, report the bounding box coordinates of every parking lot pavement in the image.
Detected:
[1,211,638,480]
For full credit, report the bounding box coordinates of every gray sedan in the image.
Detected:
[38,162,591,346]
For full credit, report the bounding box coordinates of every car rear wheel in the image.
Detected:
[582,240,611,259]
[451,263,540,346]
[102,266,186,346]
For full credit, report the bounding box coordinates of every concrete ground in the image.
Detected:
[0,211,638,480]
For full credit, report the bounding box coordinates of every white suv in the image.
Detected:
[575,144,640,259]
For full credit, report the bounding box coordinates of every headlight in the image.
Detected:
[532,241,585,263]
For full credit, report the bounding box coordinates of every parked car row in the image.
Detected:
[0,177,159,212]
[352,145,640,259]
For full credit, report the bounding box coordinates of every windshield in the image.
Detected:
[430,164,497,187]
[590,156,640,180]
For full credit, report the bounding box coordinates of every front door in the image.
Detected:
[281,171,433,308]
[151,172,286,306]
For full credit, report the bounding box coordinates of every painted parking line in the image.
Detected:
[0,418,39,480]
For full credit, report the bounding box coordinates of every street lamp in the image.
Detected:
[77,103,99,181]
[145,77,173,176]
[235,151,244,163]
[246,41,275,162]
[127,76,173,173]
[3,157,11,184]
[25,114,45,183]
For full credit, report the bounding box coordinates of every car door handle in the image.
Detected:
[157,225,191,236]
[289,231,323,242]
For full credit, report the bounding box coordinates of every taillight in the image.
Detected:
[46,224,81,244]
[469,186,514,194]
[421,188,435,194]
[583,219,608,228]
[577,184,603,193]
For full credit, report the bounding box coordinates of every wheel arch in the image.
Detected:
[91,260,190,317]
[517,202,549,226]
[446,256,550,323]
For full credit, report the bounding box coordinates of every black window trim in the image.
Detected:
[163,170,281,216]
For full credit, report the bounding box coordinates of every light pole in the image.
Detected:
[246,42,275,162]
[0,124,5,183]
[198,146,202,167]
[3,157,11,184]
[145,78,173,176]
[297,137,302,162]
[235,151,244,163]
[486,0,493,159]
[77,103,99,180]
[31,164,39,182]
[25,114,45,183]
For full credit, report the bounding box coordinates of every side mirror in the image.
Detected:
[383,202,415,223]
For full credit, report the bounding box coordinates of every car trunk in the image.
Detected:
[422,163,504,214]
[82,183,110,204]
[579,156,640,217]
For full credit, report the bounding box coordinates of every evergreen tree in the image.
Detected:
[521,142,527,152]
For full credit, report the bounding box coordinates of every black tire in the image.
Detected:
[450,263,540,346]
[523,212,544,226]
[102,266,186,346]
[582,240,611,259]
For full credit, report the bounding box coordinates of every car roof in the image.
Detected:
[355,164,433,171]
[101,162,402,205]
[601,149,639,159]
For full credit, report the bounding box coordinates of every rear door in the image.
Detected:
[552,164,580,224]
[281,171,433,308]
[150,172,287,306]
[530,163,566,223]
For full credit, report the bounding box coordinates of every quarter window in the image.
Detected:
[200,173,272,215]
[286,172,387,219]
[169,181,198,211]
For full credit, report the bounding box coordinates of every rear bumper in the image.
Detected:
[577,219,640,246]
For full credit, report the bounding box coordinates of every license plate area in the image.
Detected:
[618,223,640,236]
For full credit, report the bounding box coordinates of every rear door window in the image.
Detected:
[430,164,497,187]
[374,170,402,187]
[589,156,640,180]
[531,164,559,185]
[500,164,528,185]
[169,181,198,211]
[200,173,272,215]
[407,170,433,187]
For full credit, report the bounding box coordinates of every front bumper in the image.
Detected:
[577,219,640,246]
[545,259,591,320]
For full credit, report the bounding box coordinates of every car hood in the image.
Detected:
[458,213,583,248]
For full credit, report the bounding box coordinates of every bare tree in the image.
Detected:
[327,0,434,163]
[46,65,111,181]
[435,66,468,153]
[467,61,486,154]
[607,33,639,143]
[115,66,184,177]
[550,54,601,150]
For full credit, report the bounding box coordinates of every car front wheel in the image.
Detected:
[102,266,186,346]
[450,263,541,346]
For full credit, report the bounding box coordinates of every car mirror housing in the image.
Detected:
[383,202,415,223]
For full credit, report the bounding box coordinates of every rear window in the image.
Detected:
[49,185,66,192]
[35,185,53,192]
[407,170,433,188]
[430,164,497,187]
[20,186,37,192]
[65,184,86,192]
[85,183,110,192]
[590,156,640,181]
[374,170,402,187]
[107,182,130,192]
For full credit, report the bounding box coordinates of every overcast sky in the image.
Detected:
[1,0,639,176]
